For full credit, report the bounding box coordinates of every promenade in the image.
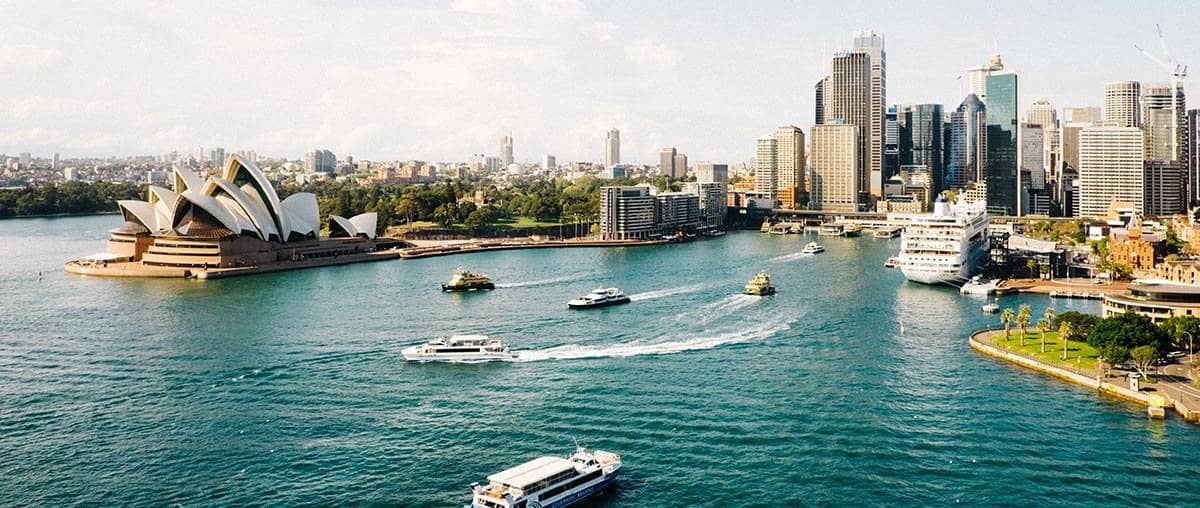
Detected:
[397,236,670,259]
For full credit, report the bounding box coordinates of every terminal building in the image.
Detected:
[1103,280,1200,323]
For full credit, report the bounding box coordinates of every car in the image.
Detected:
[1167,351,1186,359]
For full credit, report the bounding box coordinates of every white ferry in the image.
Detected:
[892,195,990,285]
[401,335,517,362]
[470,446,621,508]
[567,287,631,309]
[800,242,825,254]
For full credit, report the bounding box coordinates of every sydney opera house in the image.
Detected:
[65,155,401,278]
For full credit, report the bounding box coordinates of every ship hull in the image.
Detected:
[567,297,630,309]
[442,282,495,292]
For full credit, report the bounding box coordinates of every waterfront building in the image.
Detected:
[947,93,986,190]
[827,49,872,200]
[1102,280,1200,323]
[1104,81,1141,127]
[809,123,860,212]
[1078,126,1144,217]
[754,136,778,201]
[984,72,1020,216]
[966,53,1004,102]
[599,186,656,240]
[605,128,620,168]
[683,181,726,228]
[655,192,701,229]
[774,126,806,208]
[500,134,514,167]
[853,30,886,197]
[901,104,944,193]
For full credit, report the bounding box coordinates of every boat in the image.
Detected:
[817,223,843,236]
[893,195,990,285]
[981,302,999,313]
[744,272,776,295]
[443,267,495,291]
[760,220,772,233]
[959,275,1000,295]
[800,242,825,254]
[401,335,517,362]
[883,257,901,268]
[567,287,631,309]
[873,226,902,238]
[470,445,621,508]
[841,224,863,237]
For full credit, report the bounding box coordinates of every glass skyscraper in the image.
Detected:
[984,74,1019,215]
[947,94,986,190]
[902,104,945,193]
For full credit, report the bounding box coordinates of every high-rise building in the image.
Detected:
[884,106,900,180]
[814,76,829,125]
[1064,107,1102,124]
[901,104,945,193]
[543,154,556,171]
[1022,124,1046,191]
[1028,99,1058,130]
[774,126,806,207]
[659,147,678,178]
[209,147,225,165]
[809,124,860,212]
[1190,109,1199,203]
[599,186,656,240]
[605,128,620,168]
[1078,126,1144,217]
[500,134,514,166]
[1104,81,1141,128]
[827,50,871,200]
[1145,160,1184,216]
[655,192,701,228]
[19,152,30,168]
[853,30,886,196]
[305,149,336,174]
[984,72,1020,215]
[696,162,728,185]
[754,136,778,200]
[1142,83,1187,162]
[682,181,726,228]
[947,93,986,190]
[673,153,688,178]
[52,152,60,171]
[966,53,1004,102]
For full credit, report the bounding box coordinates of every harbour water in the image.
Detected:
[2,215,1199,505]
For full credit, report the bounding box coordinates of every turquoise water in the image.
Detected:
[2,215,1199,506]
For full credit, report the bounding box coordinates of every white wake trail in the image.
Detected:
[513,319,792,362]
[628,284,705,302]
[496,274,588,288]
[768,251,813,263]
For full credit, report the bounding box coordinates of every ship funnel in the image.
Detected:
[933,194,952,217]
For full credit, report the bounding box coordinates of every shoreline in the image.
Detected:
[397,237,673,259]
[1,211,122,220]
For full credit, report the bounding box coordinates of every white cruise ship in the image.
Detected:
[402,335,517,362]
[470,446,621,508]
[892,196,990,285]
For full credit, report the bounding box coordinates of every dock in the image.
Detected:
[398,238,669,259]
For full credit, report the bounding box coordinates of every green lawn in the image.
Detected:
[992,330,1101,372]
[496,216,566,228]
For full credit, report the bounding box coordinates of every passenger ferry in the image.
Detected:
[443,267,495,292]
[567,288,631,309]
[401,335,517,362]
[873,226,902,238]
[745,272,776,295]
[892,196,989,285]
[800,242,825,254]
[470,445,621,508]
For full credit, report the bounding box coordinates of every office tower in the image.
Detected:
[853,30,886,196]
[305,149,336,174]
[884,106,900,180]
[774,126,806,208]
[500,134,514,166]
[52,152,60,170]
[1028,99,1057,129]
[1021,124,1046,191]
[984,72,1020,215]
[755,136,778,200]
[902,104,945,193]
[1145,161,1184,216]
[1078,126,1144,217]
[814,76,829,125]
[209,147,225,165]
[947,93,986,190]
[673,153,688,178]
[682,181,726,228]
[1142,83,1187,161]
[19,152,30,168]
[828,50,871,199]
[696,163,728,185]
[809,124,860,212]
[1104,81,1141,127]
[543,154,556,171]
[605,128,620,168]
[967,53,1004,102]
[599,186,656,240]
[659,147,677,178]
[1190,109,1199,203]
[1064,107,1102,124]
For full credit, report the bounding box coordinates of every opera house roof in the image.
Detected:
[117,155,377,242]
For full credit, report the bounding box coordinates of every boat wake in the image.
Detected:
[627,284,705,302]
[768,251,814,263]
[496,274,588,288]
[514,319,791,362]
[707,294,761,312]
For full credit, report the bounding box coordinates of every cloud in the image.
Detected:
[624,38,679,69]
[450,0,586,19]
[0,44,63,69]
[588,21,617,42]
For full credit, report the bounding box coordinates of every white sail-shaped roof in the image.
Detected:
[172,165,205,193]
[329,212,378,239]
[147,186,178,232]
[222,155,287,237]
[210,177,281,241]
[118,200,158,232]
[280,193,319,240]
[171,189,243,235]
[329,215,358,238]
[348,212,378,239]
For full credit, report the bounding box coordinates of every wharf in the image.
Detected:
[65,249,403,279]
[398,237,669,259]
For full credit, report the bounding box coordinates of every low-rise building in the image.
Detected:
[683,182,726,228]
[655,192,701,229]
[1103,280,1200,322]
[1108,226,1165,271]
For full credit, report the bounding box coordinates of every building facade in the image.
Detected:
[827,50,871,202]
[853,30,886,198]
[1104,81,1141,128]
[754,136,778,201]
[809,124,860,212]
[774,126,806,208]
[1077,126,1145,217]
[655,192,701,229]
[599,186,656,240]
[902,104,944,193]
[605,128,620,168]
[947,93,986,190]
[984,73,1020,215]
[683,182,726,228]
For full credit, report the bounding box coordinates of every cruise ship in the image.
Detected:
[401,335,517,362]
[892,196,990,285]
[470,445,621,508]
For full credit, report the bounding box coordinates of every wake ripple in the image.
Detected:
[514,318,791,362]
[768,251,814,263]
[628,284,705,302]
[495,274,588,288]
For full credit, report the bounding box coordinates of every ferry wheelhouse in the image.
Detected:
[470,447,621,508]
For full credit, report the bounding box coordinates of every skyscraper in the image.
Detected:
[1022,123,1046,193]
[902,104,945,193]
[1104,81,1141,128]
[500,134,514,166]
[1190,109,1199,203]
[814,77,829,125]
[304,149,336,174]
[966,53,1004,102]
[827,50,871,201]
[853,30,886,197]
[1028,99,1058,129]
[673,153,688,178]
[1142,83,1187,214]
[984,72,1020,215]
[754,136,778,200]
[774,126,806,208]
[696,162,728,185]
[543,154,556,171]
[947,94,986,190]
[605,128,620,168]
[884,106,900,180]
[1078,126,1144,217]
[1064,107,1102,124]
[52,152,59,171]
[809,124,860,212]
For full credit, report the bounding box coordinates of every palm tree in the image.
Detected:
[1016,304,1032,347]
[1043,307,1055,328]
[1059,321,1077,361]
[1000,308,1015,346]
[1037,318,1050,353]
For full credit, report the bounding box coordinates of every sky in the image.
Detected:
[1,0,1197,164]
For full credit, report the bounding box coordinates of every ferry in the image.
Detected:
[873,226,902,238]
[800,242,825,254]
[402,335,517,362]
[817,223,843,236]
[470,445,621,508]
[841,224,863,237]
[443,267,495,291]
[745,272,776,295]
[567,287,631,309]
[981,302,1000,313]
[959,276,1000,295]
[893,195,989,285]
[883,257,901,268]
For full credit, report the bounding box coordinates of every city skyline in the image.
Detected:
[2,0,1198,163]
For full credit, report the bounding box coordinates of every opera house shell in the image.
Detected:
[66,155,395,278]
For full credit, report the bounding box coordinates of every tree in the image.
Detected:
[1059,321,1078,361]
[1025,258,1039,277]
[1087,312,1169,355]
[1160,315,1200,352]
[1052,311,1098,337]
[1000,308,1015,345]
[1043,307,1056,332]
[1037,318,1051,353]
[1129,345,1158,378]
[1016,304,1032,347]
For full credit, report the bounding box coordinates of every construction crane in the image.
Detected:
[1134,24,1189,161]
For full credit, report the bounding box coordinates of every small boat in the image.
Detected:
[442,267,495,291]
[469,445,622,508]
[568,287,631,309]
[817,223,843,236]
[873,226,902,238]
[760,220,772,233]
[402,335,516,362]
[981,302,1000,313]
[745,272,776,295]
[959,276,1000,295]
[801,242,825,254]
[841,224,863,237]
[883,257,901,268]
